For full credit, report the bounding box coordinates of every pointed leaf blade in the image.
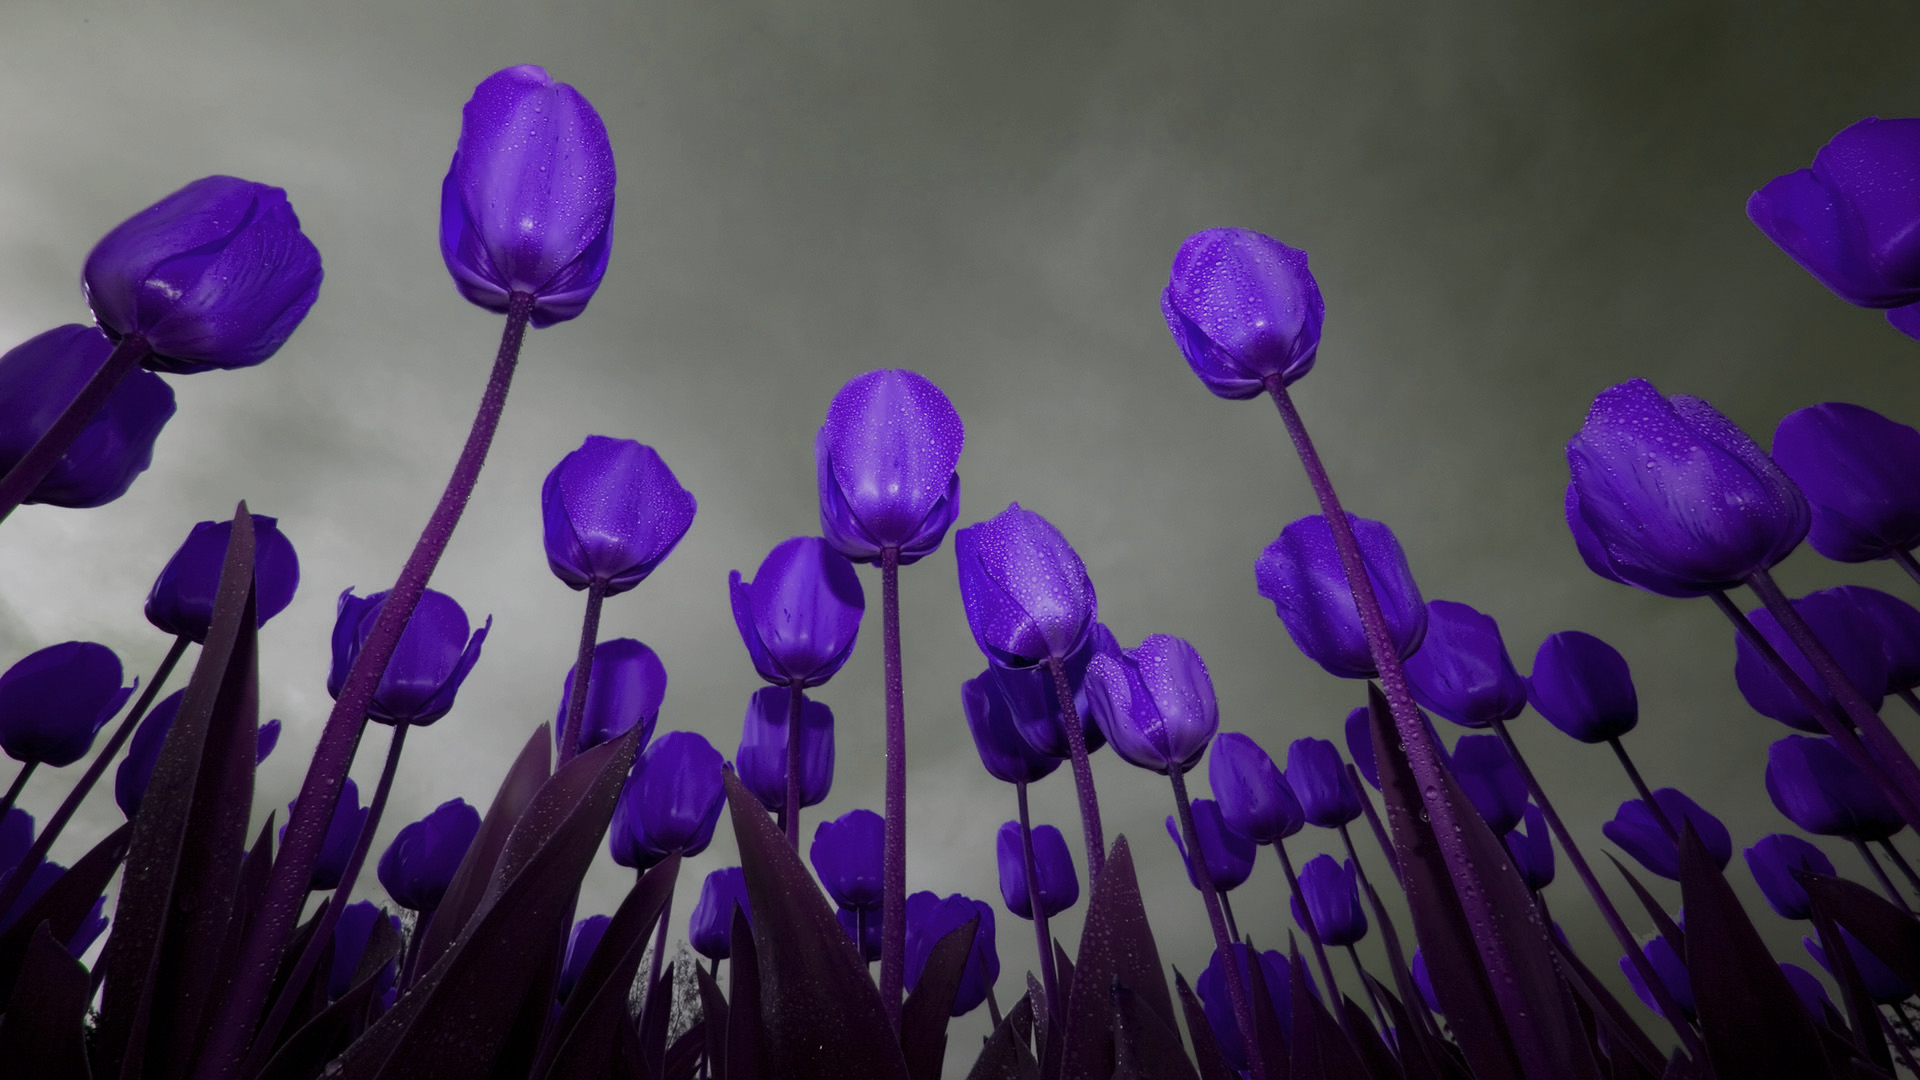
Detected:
[901,915,979,1080]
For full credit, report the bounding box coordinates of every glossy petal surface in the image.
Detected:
[1285,736,1362,828]
[1255,512,1426,679]
[327,587,489,727]
[1602,787,1731,881]
[283,777,366,891]
[689,866,752,961]
[144,515,299,643]
[0,325,175,508]
[558,915,612,1002]
[1734,588,1888,731]
[1807,928,1913,1004]
[1290,855,1367,946]
[1748,117,1920,308]
[1527,630,1638,743]
[729,536,864,687]
[114,689,184,818]
[1209,732,1303,843]
[954,503,1097,669]
[961,668,1060,785]
[1620,935,1694,1020]
[555,637,666,756]
[0,641,131,767]
[810,808,885,911]
[1744,832,1835,920]
[904,891,998,1017]
[1344,705,1380,790]
[988,631,1106,760]
[608,731,724,869]
[1164,798,1255,892]
[1838,585,1920,691]
[1162,227,1325,399]
[1404,600,1529,728]
[1772,402,1920,562]
[377,798,481,911]
[1085,633,1219,775]
[995,821,1078,920]
[1505,804,1556,891]
[542,436,696,595]
[1198,945,1304,1070]
[1765,734,1905,840]
[815,369,965,564]
[735,686,834,812]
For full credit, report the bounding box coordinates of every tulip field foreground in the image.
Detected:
[5,20,1920,1080]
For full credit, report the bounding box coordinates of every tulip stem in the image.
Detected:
[1339,820,1434,1042]
[1606,737,1679,844]
[878,545,906,1031]
[1879,840,1920,900]
[1851,838,1914,915]
[1219,892,1241,944]
[0,333,151,526]
[786,683,804,850]
[1046,656,1105,886]
[1170,766,1266,1080]
[1895,549,1920,591]
[559,579,608,769]
[1348,762,1403,883]
[0,762,33,823]
[1346,943,1393,1039]
[1015,780,1061,1022]
[0,634,189,919]
[203,291,534,1079]
[1274,838,1351,1045]
[1900,688,1920,720]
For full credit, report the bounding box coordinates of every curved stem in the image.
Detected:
[0,333,150,525]
[201,292,533,1079]
[1016,780,1061,1021]
[1046,657,1105,886]
[1879,840,1920,901]
[786,683,804,850]
[1899,688,1920,720]
[558,579,608,768]
[1219,891,1241,945]
[878,546,906,1031]
[0,762,34,822]
[1607,737,1678,844]
[1275,839,1349,1043]
[1853,838,1914,915]
[1894,548,1920,591]
[1171,767,1266,1080]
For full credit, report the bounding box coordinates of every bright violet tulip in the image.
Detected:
[1284,737,1362,828]
[996,821,1079,920]
[83,176,324,373]
[377,798,481,912]
[1198,945,1304,1070]
[114,690,183,818]
[1620,935,1694,1020]
[1450,735,1528,835]
[730,537,864,688]
[1766,735,1905,841]
[987,631,1107,760]
[904,892,999,1017]
[328,587,489,727]
[1733,589,1887,732]
[689,866,752,961]
[327,901,399,999]
[961,669,1060,785]
[145,515,300,643]
[1527,630,1638,743]
[810,809,886,913]
[1403,600,1528,728]
[0,326,174,508]
[1807,928,1913,1004]
[1208,732,1304,843]
[542,436,697,596]
[814,369,965,565]
[1255,513,1427,679]
[1745,833,1837,920]
[608,731,724,870]
[735,686,834,813]
[1772,403,1920,562]
[1566,379,1809,597]
[283,778,367,891]
[1344,706,1380,790]
[1161,227,1325,399]
[955,503,1097,670]
[1164,799,1255,893]
[1506,804,1555,891]
[1838,585,1920,693]
[440,66,616,327]
[555,637,666,757]
[1603,788,1732,881]
[1291,854,1367,947]
[558,915,611,1003]
[0,642,132,767]
[1085,633,1219,775]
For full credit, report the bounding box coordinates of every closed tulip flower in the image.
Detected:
[555,637,666,757]
[810,808,886,912]
[145,515,300,643]
[1285,737,1362,828]
[1527,630,1638,743]
[987,634,1107,760]
[1807,928,1913,1004]
[689,866,752,962]
[735,686,834,813]
[609,732,724,870]
[1603,788,1732,880]
[0,642,132,767]
[1209,732,1304,843]
[1837,585,1920,693]
[1085,633,1219,775]
[814,369,965,564]
[1620,935,1694,1020]
[1291,855,1367,947]
[1766,735,1904,841]
[0,325,174,508]
[730,536,864,688]
[955,503,1097,670]
[1745,833,1837,920]
[1404,600,1529,728]
[1164,799,1256,893]
[283,778,367,891]
[329,588,489,727]
[1162,227,1325,399]
[377,798,481,912]
[1734,589,1887,732]
[904,892,998,1017]
[995,821,1078,919]
[1506,804,1556,891]
[1198,945,1304,1070]
[114,690,184,818]
[1772,403,1920,563]
[1451,735,1528,835]
[328,901,399,999]
[542,437,697,596]
[961,670,1060,785]
[558,915,612,1003]
[1255,513,1427,679]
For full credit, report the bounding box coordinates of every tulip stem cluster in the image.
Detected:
[878,546,907,1030]
[0,332,149,524]
[559,579,608,769]
[1168,765,1266,1080]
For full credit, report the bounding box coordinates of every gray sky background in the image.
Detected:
[5,0,1920,1064]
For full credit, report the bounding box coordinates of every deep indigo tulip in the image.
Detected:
[689,866,752,961]
[730,537,864,688]
[815,369,965,565]
[1747,118,1920,314]
[904,891,998,1017]
[114,690,183,818]
[328,588,489,727]
[1161,228,1325,399]
[145,515,300,643]
[987,633,1108,760]
[1603,788,1732,880]
[1807,928,1912,1004]
[961,669,1060,785]
[1451,735,1528,835]
[543,437,697,596]
[1734,589,1888,732]
[283,778,367,891]
[1780,962,1836,1019]
[838,906,882,961]
[609,731,724,870]
[0,326,174,508]
[1164,799,1256,892]
[1766,735,1905,841]
[1285,737,1362,828]
[558,915,611,1002]
[0,642,132,767]
[810,808,886,912]
[1209,732,1305,843]
[1527,630,1638,743]
[995,821,1079,919]
[555,637,666,756]
[1085,633,1219,775]
[328,901,399,999]
[1255,513,1427,679]
[955,503,1097,670]
[1838,585,1920,692]
[377,798,481,912]
[441,66,616,327]
[1344,706,1380,790]
[1566,379,1809,597]
[1291,854,1367,947]
[1620,935,1694,1020]
[1198,945,1303,1070]
[1745,833,1837,920]
[84,176,324,373]
[1773,403,1920,562]
[735,686,834,813]
[1506,804,1556,891]
[1403,600,1528,728]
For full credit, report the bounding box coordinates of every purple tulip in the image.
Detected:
[283,777,367,891]
[114,690,183,818]
[1450,734,1528,835]
[1344,706,1380,790]
[328,587,489,727]
[1745,833,1836,920]
[735,686,834,813]
[1207,733,1304,843]
[838,906,882,962]
[1161,228,1325,399]
[83,176,323,373]
[555,637,666,757]
[689,866,752,961]
[0,857,106,958]
[377,798,481,912]
[1772,403,1920,563]
[1565,379,1809,597]
[1164,799,1255,893]
[1284,737,1362,828]
[996,821,1079,920]
[256,718,280,764]
[730,537,865,688]
[1734,589,1887,732]
[609,731,724,870]
[558,914,612,1002]
[1807,927,1912,1004]
[1085,633,1219,775]
[810,808,885,912]
[1837,585,1920,692]
[542,437,697,596]
[0,326,173,508]
[986,633,1108,760]
[440,66,616,327]
[1506,804,1556,891]
[0,642,132,767]
[814,369,965,564]
[1603,788,1731,881]
[961,669,1060,785]
[1780,962,1836,1019]
[1766,735,1905,842]
[328,901,399,999]
[1403,600,1528,728]
[1291,854,1367,947]
[1198,945,1304,1069]
[904,891,998,1017]
[1619,935,1693,1020]
[145,515,300,643]
[955,503,1097,670]
[1527,630,1638,743]
[1255,513,1427,679]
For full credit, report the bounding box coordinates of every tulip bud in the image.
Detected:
[1208,732,1304,843]
[729,537,864,688]
[810,808,886,913]
[1162,228,1325,399]
[987,633,1107,760]
[1085,633,1219,776]
[1602,788,1731,881]
[995,821,1079,920]
[1285,737,1362,828]
[1734,589,1887,732]
[1765,735,1904,841]
[1198,944,1303,1071]
[1772,403,1920,563]
[955,503,1097,670]
[283,778,367,892]
[735,686,834,813]
[904,891,997,1017]
[0,326,173,508]
[0,642,132,767]
[1164,799,1255,893]
[1450,735,1528,835]
[1291,854,1368,947]
[114,690,183,818]
[1837,585,1920,693]
[328,901,399,999]
[558,915,612,1003]
[146,515,300,643]
[609,732,724,870]
[1403,600,1528,728]
[1620,935,1694,1020]
[1806,928,1913,1004]
[328,588,489,727]
[689,867,752,962]
[542,436,697,596]
[815,369,964,564]
[961,670,1060,785]
[1255,513,1426,679]
[555,637,666,757]
[1527,630,1638,744]
[1506,804,1556,891]
[1745,833,1836,920]
[377,798,481,912]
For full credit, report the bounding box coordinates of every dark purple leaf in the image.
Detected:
[966,1001,1043,1080]
[901,915,979,1080]
[0,820,129,998]
[1241,944,1292,1080]
[696,960,731,1080]
[1545,932,1664,1080]
[1059,837,1176,1080]
[208,815,276,1025]
[1363,973,1468,1080]
[1807,897,1891,1072]
[1802,871,1920,991]
[1174,970,1238,1080]
[727,904,768,1080]
[535,855,680,1080]
[1606,854,1686,958]
[1112,979,1200,1080]
[640,965,675,1078]
[255,912,403,1080]
[622,1002,656,1080]
[1341,995,1401,1080]
[1286,939,1369,1080]
[665,1020,706,1080]
[0,921,90,1078]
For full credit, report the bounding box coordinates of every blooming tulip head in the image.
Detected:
[283,777,367,891]
[1164,799,1255,893]
[1198,945,1303,1070]
[1345,706,1380,790]
[0,642,132,767]
[1837,585,1920,692]
[558,915,611,1003]
[1208,732,1304,843]
[986,633,1107,761]
[1772,403,1920,563]
[377,798,481,912]
[1291,855,1368,947]
[905,892,998,1017]
[115,690,184,818]
[1506,804,1555,891]
[814,370,965,565]
[0,325,174,508]
[995,821,1079,920]
[608,732,724,870]
[1566,379,1808,597]
[1161,228,1325,399]
[1765,735,1904,842]
[329,588,488,727]
[1450,735,1528,835]
[729,537,864,688]
[1747,117,1920,313]
[146,515,300,643]
[83,176,323,373]
[735,686,834,813]
[1733,589,1887,732]
[1527,630,1638,744]
[1404,600,1528,728]
[555,637,666,757]
[960,669,1060,786]
[542,437,697,596]
[440,66,616,327]
[1255,513,1426,679]
[1285,736,1362,828]
[955,503,1097,669]
[1745,832,1836,920]
[1620,935,1694,1020]
[1807,928,1913,1004]
[1086,633,1219,775]
[689,866,752,961]
[1603,788,1731,881]
[810,809,886,912]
